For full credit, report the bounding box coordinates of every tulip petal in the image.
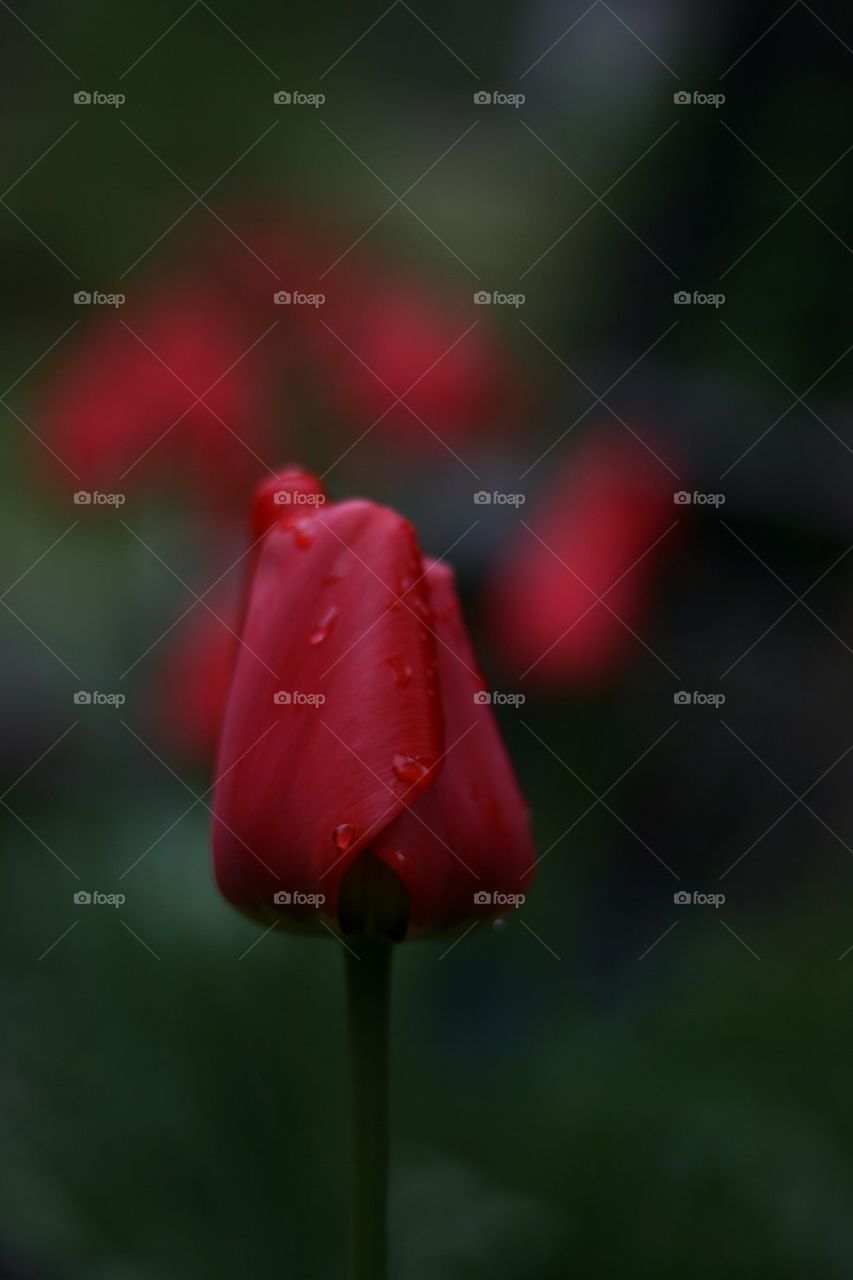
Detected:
[212,499,443,925]
[371,560,535,937]
[251,467,328,539]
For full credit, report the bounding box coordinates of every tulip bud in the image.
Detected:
[212,468,534,940]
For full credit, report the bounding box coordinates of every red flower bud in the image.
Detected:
[212,469,534,940]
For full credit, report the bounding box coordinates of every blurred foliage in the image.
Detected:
[6,777,853,1278]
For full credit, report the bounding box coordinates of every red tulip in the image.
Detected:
[37,287,272,505]
[313,275,524,444]
[487,431,678,687]
[212,467,534,939]
[147,470,334,765]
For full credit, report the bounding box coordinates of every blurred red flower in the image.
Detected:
[37,286,271,505]
[486,431,678,688]
[149,594,238,765]
[35,218,524,507]
[212,467,534,940]
[219,221,522,442]
[315,276,522,444]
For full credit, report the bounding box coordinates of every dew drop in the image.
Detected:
[387,656,413,688]
[290,519,314,550]
[324,549,351,583]
[392,753,429,785]
[393,849,407,864]
[333,823,355,851]
[492,918,506,932]
[309,605,339,646]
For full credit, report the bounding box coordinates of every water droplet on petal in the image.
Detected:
[320,552,348,586]
[392,753,429,785]
[333,823,355,851]
[309,605,339,646]
[393,849,406,864]
[290,519,314,550]
[386,656,413,687]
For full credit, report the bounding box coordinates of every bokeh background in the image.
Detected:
[3,1,853,1276]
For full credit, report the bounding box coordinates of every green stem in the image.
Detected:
[346,939,392,1280]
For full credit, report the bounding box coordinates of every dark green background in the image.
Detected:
[3,2,853,1276]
